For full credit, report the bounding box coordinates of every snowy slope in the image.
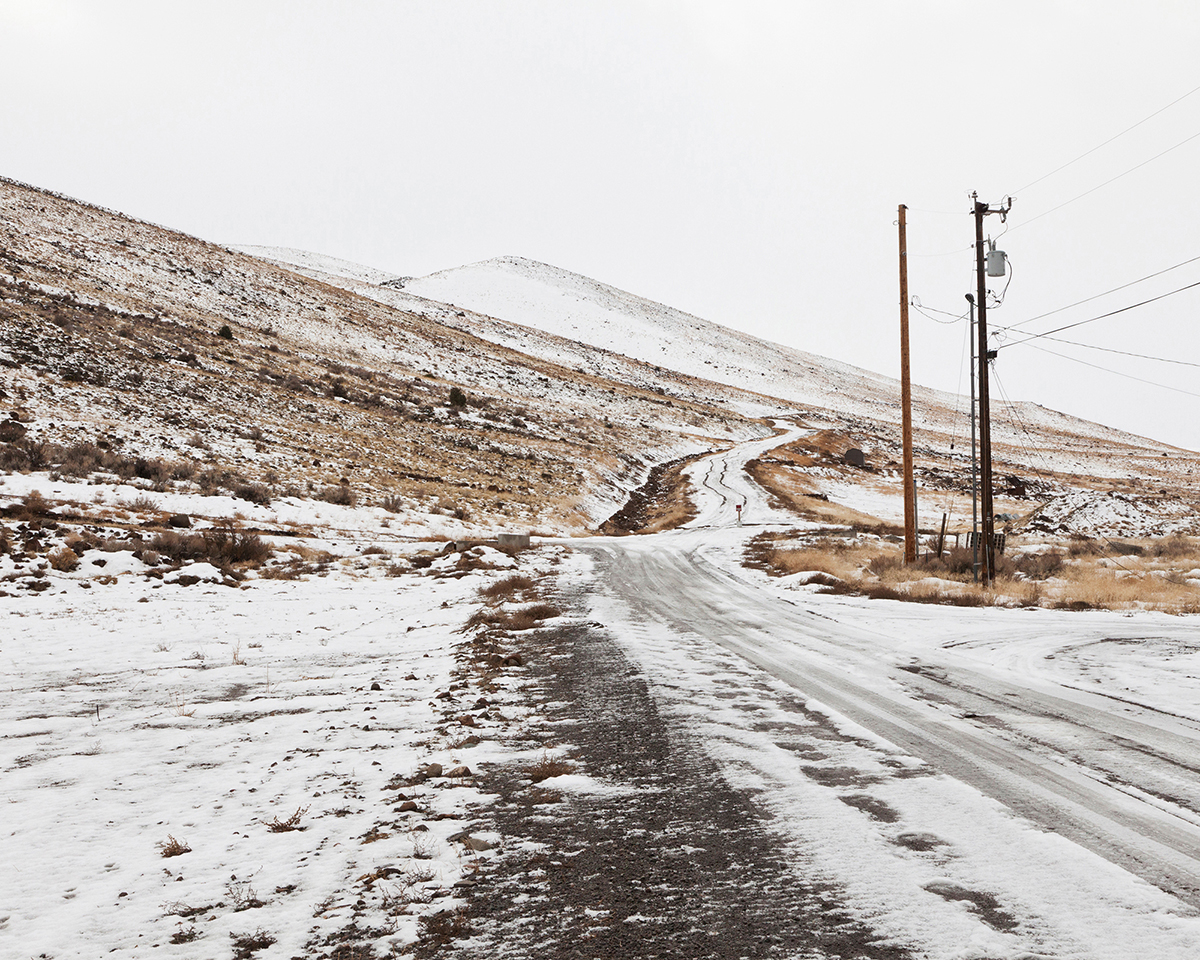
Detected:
[403,256,910,419]
[400,256,1178,454]
[231,244,404,286]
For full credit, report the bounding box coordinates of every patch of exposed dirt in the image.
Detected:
[598,452,707,534]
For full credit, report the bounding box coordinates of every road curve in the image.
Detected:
[579,427,1200,907]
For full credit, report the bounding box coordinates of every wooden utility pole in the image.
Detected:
[972,193,1011,584]
[898,205,917,563]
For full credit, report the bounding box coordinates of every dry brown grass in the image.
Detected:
[47,546,80,571]
[525,754,574,782]
[745,461,901,532]
[479,574,535,601]
[465,599,562,632]
[1053,562,1200,613]
[746,530,1200,613]
[760,544,873,582]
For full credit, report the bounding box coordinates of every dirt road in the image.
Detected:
[458,428,1200,957]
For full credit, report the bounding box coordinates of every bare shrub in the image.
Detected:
[170,925,200,944]
[21,490,48,518]
[230,929,275,959]
[1067,537,1103,557]
[419,908,472,946]
[380,494,405,513]
[526,754,574,782]
[172,460,199,481]
[196,467,228,496]
[1013,550,1065,581]
[266,805,309,832]
[159,835,191,857]
[320,484,355,506]
[226,880,265,911]
[133,457,171,484]
[21,439,49,471]
[233,482,272,505]
[0,442,30,471]
[56,441,109,477]
[151,523,271,567]
[1150,535,1196,559]
[48,546,79,571]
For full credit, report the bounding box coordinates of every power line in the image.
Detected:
[989,368,1176,582]
[1012,81,1200,194]
[998,278,1200,350]
[910,296,967,324]
[1021,333,1200,369]
[1008,126,1200,233]
[1025,342,1200,399]
[994,253,1200,333]
[907,243,974,259]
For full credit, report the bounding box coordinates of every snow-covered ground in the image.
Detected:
[0,481,567,957]
[5,423,1199,958]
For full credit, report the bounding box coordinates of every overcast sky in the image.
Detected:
[3,1,1199,451]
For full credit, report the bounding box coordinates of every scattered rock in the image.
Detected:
[423,762,443,778]
[370,682,382,691]
[168,513,192,528]
[446,765,472,778]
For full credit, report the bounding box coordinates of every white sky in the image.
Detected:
[3,1,1199,451]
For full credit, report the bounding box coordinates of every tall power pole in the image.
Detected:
[971,193,1011,584]
[966,293,979,583]
[898,204,917,563]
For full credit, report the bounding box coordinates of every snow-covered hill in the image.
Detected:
[403,255,912,421]
[261,250,1192,488]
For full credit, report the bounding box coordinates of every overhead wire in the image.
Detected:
[910,296,968,324]
[1024,342,1200,399]
[997,277,1200,350]
[1018,333,1200,369]
[1011,80,1200,194]
[1008,126,1200,233]
[994,253,1200,333]
[990,366,1163,581]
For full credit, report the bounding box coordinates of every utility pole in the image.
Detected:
[972,193,1011,585]
[966,293,979,583]
[898,204,917,564]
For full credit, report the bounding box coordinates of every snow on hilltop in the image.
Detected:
[231,245,404,287]
[249,247,1185,479]
[399,257,1172,455]
[402,255,903,415]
